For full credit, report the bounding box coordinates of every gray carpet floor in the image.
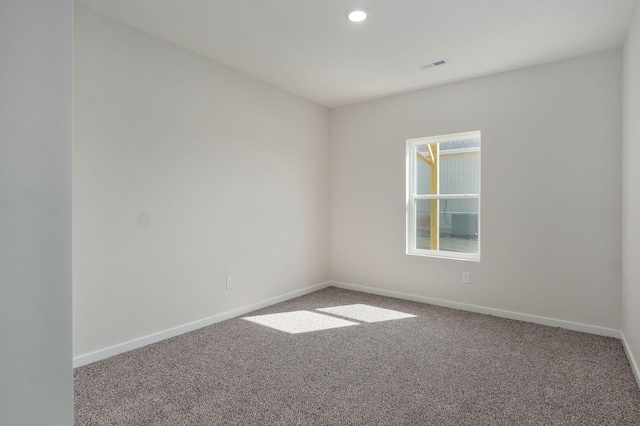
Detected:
[74,287,640,425]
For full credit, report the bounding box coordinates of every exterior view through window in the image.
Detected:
[406,131,480,261]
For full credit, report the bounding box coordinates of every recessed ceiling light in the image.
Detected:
[346,7,370,23]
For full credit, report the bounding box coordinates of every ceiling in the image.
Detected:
[75,0,638,108]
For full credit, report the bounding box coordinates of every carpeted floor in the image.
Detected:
[74,287,640,425]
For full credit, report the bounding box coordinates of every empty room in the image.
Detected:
[3,0,640,424]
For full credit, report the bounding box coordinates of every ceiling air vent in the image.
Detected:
[419,59,449,70]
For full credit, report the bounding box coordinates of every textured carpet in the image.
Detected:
[74,287,640,425]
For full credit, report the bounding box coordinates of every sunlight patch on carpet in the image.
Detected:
[317,304,416,323]
[242,310,359,334]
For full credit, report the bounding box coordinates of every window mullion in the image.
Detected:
[414,194,479,200]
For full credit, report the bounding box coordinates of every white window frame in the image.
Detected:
[406,130,481,261]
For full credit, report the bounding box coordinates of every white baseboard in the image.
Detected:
[74,280,625,368]
[622,332,640,389]
[330,281,621,338]
[73,281,332,368]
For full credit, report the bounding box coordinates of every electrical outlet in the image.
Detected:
[462,272,470,284]
[226,277,234,290]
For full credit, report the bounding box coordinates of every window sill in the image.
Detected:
[406,250,480,262]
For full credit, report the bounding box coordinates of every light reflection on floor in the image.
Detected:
[317,304,416,323]
[243,304,416,334]
[242,310,358,334]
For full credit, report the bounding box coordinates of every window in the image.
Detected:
[406,131,480,261]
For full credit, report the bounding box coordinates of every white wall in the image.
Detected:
[623,1,640,377]
[73,7,330,358]
[0,1,73,424]
[330,50,622,331]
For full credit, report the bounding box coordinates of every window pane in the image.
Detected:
[441,198,478,254]
[415,199,435,249]
[415,140,480,195]
[416,199,478,254]
[415,144,434,195]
